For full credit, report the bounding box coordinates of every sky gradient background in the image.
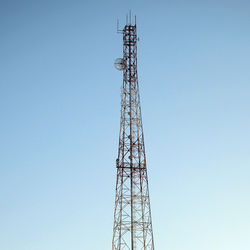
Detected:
[1,0,250,249]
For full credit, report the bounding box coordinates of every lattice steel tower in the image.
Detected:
[112,14,155,250]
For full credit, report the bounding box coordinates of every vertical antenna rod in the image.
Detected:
[112,14,155,250]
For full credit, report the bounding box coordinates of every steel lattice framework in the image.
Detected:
[112,17,155,250]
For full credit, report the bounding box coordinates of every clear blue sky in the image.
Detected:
[1,0,250,249]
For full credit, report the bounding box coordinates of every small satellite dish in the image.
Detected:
[114,58,125,70]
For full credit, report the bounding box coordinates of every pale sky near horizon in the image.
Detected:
[1,0,250,249]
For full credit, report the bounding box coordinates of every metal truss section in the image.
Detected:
[112,20,155,250]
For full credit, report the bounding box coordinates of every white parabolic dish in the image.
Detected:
[114,58,125,70]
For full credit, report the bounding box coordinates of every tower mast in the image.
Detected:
[112,15,155,250]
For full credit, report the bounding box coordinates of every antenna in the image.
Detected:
[112,14,155,250]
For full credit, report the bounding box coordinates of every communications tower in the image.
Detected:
[112,14,155,250]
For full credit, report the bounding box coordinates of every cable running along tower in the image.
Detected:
[112,14,155,250]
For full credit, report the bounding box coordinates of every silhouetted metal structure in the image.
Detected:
[112,14,155,250]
